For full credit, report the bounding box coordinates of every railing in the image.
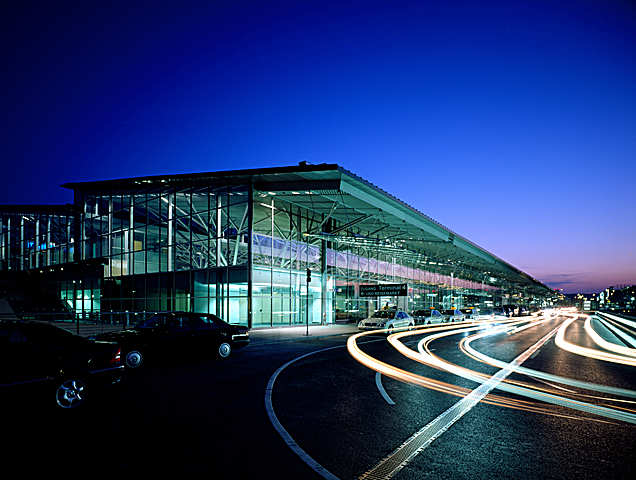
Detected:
[14,310,161,337]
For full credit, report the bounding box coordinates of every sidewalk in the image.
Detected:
[248,323,359,345]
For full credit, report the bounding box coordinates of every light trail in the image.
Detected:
[584,316,636,358]
[598,312,636,330]
[359,322,562,480]
[555,316,636,366]
[595,315,636,349]
[586,316,636,355]
[347,320,617,421]
[346,309,636,479]
[458,327,636,400]
[411,321,636,423]
[348,312,636,421]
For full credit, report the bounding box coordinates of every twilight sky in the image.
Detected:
[1,1,634,293]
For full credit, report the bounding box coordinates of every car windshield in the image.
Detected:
[442,310,457,315]
[372,310,393,319]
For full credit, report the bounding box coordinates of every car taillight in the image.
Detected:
[111,347,121,366]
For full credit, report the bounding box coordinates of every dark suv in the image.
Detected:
[95,311,249,368]
[0,320,123,409]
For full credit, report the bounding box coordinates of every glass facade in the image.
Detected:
[0,208,74,271]
[249,193,500,327]
[0,165,551,328]
[77,185,250,325]
[251,196,328,327]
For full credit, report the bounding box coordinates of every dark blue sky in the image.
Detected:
[2,1,634,293]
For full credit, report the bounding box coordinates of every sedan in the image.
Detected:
[0,320,123,409]
[410,309,430,325]
[95,312,249,368]
[441,309,465,322]
[358,309,414,332]
[425,309,446,324]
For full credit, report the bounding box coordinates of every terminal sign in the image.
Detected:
[359,283,408,297]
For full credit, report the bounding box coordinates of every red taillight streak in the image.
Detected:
[111,348,121,365]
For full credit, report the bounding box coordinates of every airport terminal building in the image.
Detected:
[0,164,552,328]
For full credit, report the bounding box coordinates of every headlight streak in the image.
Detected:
[412,315,636,423]
[598,312,636,330]
[358,321,566,480]
[347,321,616,423]
[583,316,636,358]
[350,324,562,416]
[506,316,553,335]
[595,315,636,349]
[555,316,636,367]
[458,325,636,408]
[418,317,636,423]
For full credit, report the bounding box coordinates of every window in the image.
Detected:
[180,315,207,330]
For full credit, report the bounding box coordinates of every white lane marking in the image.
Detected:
[359,324,561,480]
[375,372,396,405]
[265,338,385,480]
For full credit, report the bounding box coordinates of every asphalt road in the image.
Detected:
[5,314,635,479]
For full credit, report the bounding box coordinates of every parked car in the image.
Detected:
[515,306,531,316]
[0,319,122,409]
[492,308,510,319]
[358,309,414,332]
[441,309,465,322]
[460,308,480,320]
[411,309,431,325]
[475,308,494,320]
[335,309,365,324]
[425,309,446,324]
[95,312,249,368]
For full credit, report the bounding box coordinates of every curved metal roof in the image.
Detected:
[62,163,551,295]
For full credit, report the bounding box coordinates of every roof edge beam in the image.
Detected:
[340,179,448,241]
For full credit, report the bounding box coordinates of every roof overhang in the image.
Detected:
[61,163,551,294]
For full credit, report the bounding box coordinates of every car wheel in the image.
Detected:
[55,378,87,409]
[125,350,144,369]
[409,322,414,330]
[218,342,232,359]
[387,326,394,336]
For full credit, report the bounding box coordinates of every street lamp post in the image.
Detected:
[306,268,311,336]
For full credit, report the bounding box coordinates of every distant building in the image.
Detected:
[600,285,636,313]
